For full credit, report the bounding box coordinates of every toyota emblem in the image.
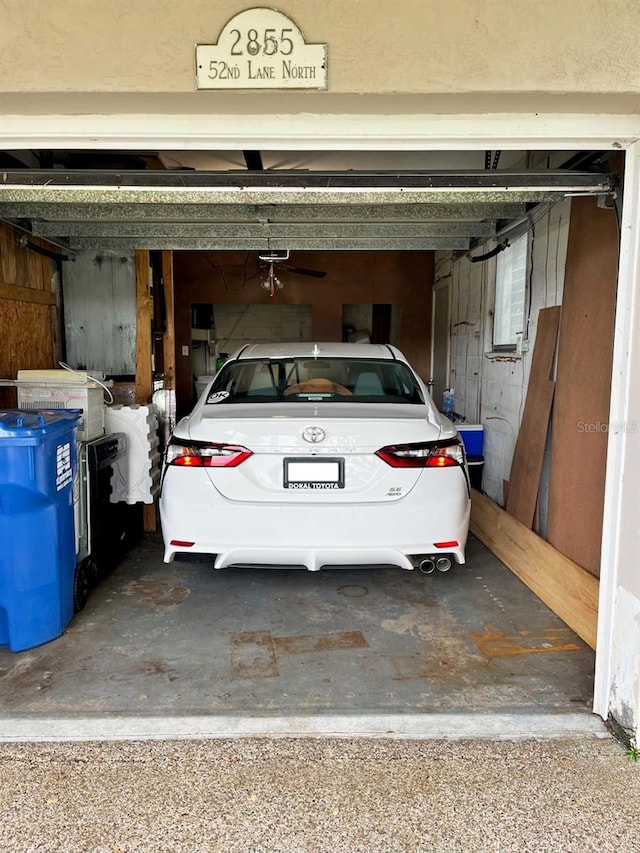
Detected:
[302,426,326,443]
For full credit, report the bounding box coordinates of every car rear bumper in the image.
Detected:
[159,468,471,570]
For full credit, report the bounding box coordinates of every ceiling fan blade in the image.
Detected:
[284,264,327,278]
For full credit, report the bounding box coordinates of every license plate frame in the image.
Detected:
[284,457,345,490]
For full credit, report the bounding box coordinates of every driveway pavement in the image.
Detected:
[0,734,637,852]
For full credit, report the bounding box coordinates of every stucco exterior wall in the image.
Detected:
[1,0,639,748]
[1,0,639,97]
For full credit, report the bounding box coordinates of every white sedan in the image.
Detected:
[160,343,471,573]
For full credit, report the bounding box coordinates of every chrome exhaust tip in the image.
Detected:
[435,557,452,573]
[419,558,436,574]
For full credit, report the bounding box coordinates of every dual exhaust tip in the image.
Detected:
[415,556,452,574]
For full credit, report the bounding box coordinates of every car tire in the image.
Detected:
[73,560,90,612]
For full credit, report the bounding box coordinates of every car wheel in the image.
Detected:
[73,560,90,612]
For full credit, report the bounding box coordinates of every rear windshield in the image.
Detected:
[204,357,425,405]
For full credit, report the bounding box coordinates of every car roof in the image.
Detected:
[232,342,406,361]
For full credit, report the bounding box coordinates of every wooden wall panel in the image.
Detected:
[0,225,18,284]
[546,197,619,577]
[173,250,434,416]
[0,221,56,296]
[0,222,59,404]
[0,299,56,376]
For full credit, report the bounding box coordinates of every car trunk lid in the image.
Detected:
[182,402,456,503]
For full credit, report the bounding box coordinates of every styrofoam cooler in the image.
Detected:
[104,404,161,504]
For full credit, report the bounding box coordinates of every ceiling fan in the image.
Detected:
[257,250,327,297]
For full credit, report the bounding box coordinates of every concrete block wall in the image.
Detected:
[440,199,571,515]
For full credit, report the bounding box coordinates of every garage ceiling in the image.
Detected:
[0,152,617,253]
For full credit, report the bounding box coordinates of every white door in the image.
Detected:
[431,279,450,408]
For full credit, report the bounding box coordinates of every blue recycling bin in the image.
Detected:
[0,409,81,652]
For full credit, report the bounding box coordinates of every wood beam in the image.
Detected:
[161,250,175,391]
[0,282,56,305]
[135,249,153,404]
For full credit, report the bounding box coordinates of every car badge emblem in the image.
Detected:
[302,426,326,443]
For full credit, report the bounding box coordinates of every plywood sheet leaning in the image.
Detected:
[471,489,599,649]
[506,306,561,527]
[547,197,619,577]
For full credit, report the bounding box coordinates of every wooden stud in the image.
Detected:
[161,250,176,391]
[471,489,599,649]
[49,305,62,366]
[143,502,157,533]
[135,249,153,405]
[0,224,18,284]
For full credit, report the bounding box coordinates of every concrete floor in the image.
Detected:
[0,535,595,723]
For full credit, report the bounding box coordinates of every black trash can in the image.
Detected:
[467,455,484,491]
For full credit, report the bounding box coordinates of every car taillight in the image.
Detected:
[166,439,252,468]
[375,440,464,468]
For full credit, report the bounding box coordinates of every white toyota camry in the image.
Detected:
[160,342,471,573]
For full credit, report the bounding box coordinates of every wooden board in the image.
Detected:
[135,250,153,405]
[546,197,619,576]
[0,281,56,305]
[161,250,176,391]
[0,224,18,284]
[471,489,599,649]
[0,222,56,293]
[0,298,56,386]
[505,306,560,527]
[0,221,59,400]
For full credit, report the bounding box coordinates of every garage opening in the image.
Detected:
[0,148,620,732]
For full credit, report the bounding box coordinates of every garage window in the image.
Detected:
[493,232,528,350]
